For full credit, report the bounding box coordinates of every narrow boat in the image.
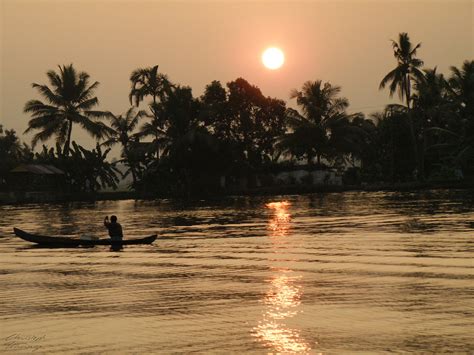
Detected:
[13,228,157,247]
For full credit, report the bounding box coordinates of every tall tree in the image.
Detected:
[200,80,229,136]
[102,107,147,186]
[200,80,242,174]
[367,105,415,182]
[278,108,327,165]
[163,86,218,194]
[130,65,174,158]
[129,65,172,106]
[24,64,108,155]
[226,78,287,168]
[280,80,356,165]
[0,126,21,185]
[379,32,424,179]
[102,107,147,151]
[449,60,474,121]
[379,33,424,108]
[433,60,474,172]
[412,67,452,178]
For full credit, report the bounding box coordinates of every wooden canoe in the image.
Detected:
[13,228,157,247]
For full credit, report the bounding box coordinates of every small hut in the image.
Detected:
[8,164,65,191]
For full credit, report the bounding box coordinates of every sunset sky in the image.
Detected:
[1,0,473,152]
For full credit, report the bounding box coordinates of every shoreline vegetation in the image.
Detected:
[1,32,473,202]
[1,181,473,205]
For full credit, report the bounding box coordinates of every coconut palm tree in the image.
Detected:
[102,108,147,186]
[412,68,454,178]
[129,65,173,106]
[24,64,108,155]
[379,32,425,179]
[136,103,170,160]
[429,61,474,172]
[279,80,355,165]
[0,126,22,185]
[413,68,450,119]
[291,80,349,124]
[379,33,424,108]
[449,60,474,166]
[368,105,412,181]
[129,65,175,159]
[154,86,201,156]
[449,60,474,120]
[102,107,147,152]
[278,108,327,165]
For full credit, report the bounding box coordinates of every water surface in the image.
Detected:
[0,190,473,353]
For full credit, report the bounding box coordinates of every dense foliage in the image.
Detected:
[1,33,472,196]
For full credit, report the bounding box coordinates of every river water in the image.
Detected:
[0,190,473,353]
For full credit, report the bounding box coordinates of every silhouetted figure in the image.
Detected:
[104,215,123,241]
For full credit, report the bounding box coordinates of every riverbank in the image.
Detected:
[227,180,474,196]
[1,179,473,205]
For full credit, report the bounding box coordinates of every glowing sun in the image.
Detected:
[262,47,285,70]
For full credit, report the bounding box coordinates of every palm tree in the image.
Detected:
[413,68,450,119]
[369,105,410,181]
[278,108,327,165]
[379,32,424,179]
[155,86,201,157]
[137,104,170,159]
[102,108,147,186]
[138,85,218,195]
[449,60,474,120]
[129,65,173,106]
[0,126,22,185]
[130,65,175,159]
[412,68,453,178]
[379,33,424,108]
[430,61,474,172]
[24,64,108,155]
[449,60,474,166]
[279,80,355,165]
[291,80,349,124]
[102,107,147,151]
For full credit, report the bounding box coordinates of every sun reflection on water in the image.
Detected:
[254,271,311,353]
[266,201,291,237]
[266,274,301,319]
[253,201,312,353]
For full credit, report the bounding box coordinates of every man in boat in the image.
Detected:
[104,215,123,241]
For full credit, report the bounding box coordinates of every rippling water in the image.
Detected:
[0,190,473,353]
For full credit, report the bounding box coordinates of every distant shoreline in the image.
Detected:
[1,180,473,205]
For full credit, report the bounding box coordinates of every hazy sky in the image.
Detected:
[1,0,473,153]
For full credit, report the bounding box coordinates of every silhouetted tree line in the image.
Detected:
[1,33,472,195]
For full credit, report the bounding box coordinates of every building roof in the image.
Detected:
[10,164,65,175]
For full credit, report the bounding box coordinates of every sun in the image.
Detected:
[262,47,285,70]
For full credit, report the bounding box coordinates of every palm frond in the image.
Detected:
[379,68,399,91]
[46,70,62,89]
[73,114,109,139]
[84,109,107,119]
[76,97,99,111]
[77,81,100,103]
[32,84,64,106]
[24,114,61,133]
[30,119,66,148]
[24,100,61,115]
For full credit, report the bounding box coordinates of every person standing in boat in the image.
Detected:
[104,215,123,241]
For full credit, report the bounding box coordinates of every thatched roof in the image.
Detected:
[10,164,65,175]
